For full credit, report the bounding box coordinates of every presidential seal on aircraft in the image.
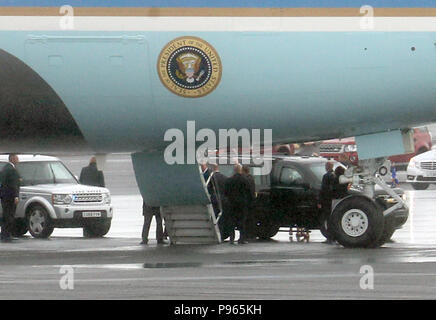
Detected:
[157,36,222,98]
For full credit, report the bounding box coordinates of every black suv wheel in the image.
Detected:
[411,183,429,190]
[249,214,280,240]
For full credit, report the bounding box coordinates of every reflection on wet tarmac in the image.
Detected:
[60,252,436,271]
[143,262,203,268]
[142,260,294,269]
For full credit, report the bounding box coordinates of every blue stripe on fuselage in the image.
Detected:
[1,0,436,8]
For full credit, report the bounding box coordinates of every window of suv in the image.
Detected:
[50,161,77,183]
[17,161,77,186]
[310,163,328,182]
[279,167,305,186]
[309,162,345,183]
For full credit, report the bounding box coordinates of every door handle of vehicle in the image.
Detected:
[20,196,27,200]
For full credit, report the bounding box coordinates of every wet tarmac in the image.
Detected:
[0,154,435,300]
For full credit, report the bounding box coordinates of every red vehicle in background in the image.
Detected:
[319,127,432,170]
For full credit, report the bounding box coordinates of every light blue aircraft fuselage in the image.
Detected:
[2,30,436,153]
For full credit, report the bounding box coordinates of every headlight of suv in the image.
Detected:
[102,193,111,205]
[52,194,73,205]
[344,144,357,152]
[409,158,420,169]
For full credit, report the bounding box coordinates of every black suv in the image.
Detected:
[214,155,408,247]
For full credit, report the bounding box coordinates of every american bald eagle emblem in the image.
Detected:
[157,36,222,98]
[175,53,206,84]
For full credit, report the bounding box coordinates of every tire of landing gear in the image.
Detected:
[368,199,397,248]
[329,196,384,248]
[368,215,396,248]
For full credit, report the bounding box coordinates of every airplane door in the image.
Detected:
[23,34,154,151]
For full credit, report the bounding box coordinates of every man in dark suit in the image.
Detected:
[79,156,105,187]
[242,165,256,203]
[242,165,256,239]
[207,164,228,218]
[224,164,254,244]
[141,202,165,245]
[200,162,210,182]
[318,161,336,243]
[0,154,20,242]
[319,161,335,212]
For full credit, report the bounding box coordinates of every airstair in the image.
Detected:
[161,204,221,244]
[160,170,222,244]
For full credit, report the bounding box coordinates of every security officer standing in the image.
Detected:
[242,165,256,239]
[79,156,105,187]
[318,161,335,242]
[0,154,20,242]
[224,164,253,244]
[319,161,335,209]
[207,164,228,218]
[242,165,256,202]
[141,202,166,245]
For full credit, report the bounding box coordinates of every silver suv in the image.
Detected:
[0,155,113,238]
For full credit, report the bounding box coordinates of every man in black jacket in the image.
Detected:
[319,161,335,209]
[242,165,256,240]
[207,164,228,218]
[242,165,256,202]
[0,154,20,242]
[318,161,336,242]
[224,164,254,244]
[141,202,165,245]
[79,156,105,187]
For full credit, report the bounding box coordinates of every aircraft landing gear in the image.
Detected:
[329,158,408,248]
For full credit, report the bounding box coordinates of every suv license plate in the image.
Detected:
[82,212,102,218]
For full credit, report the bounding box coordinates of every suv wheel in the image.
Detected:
[411,183,429,190]
[27,205,54,239]
[83,220,111,238]
[329,197,384,248]
[252,218,280,240]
